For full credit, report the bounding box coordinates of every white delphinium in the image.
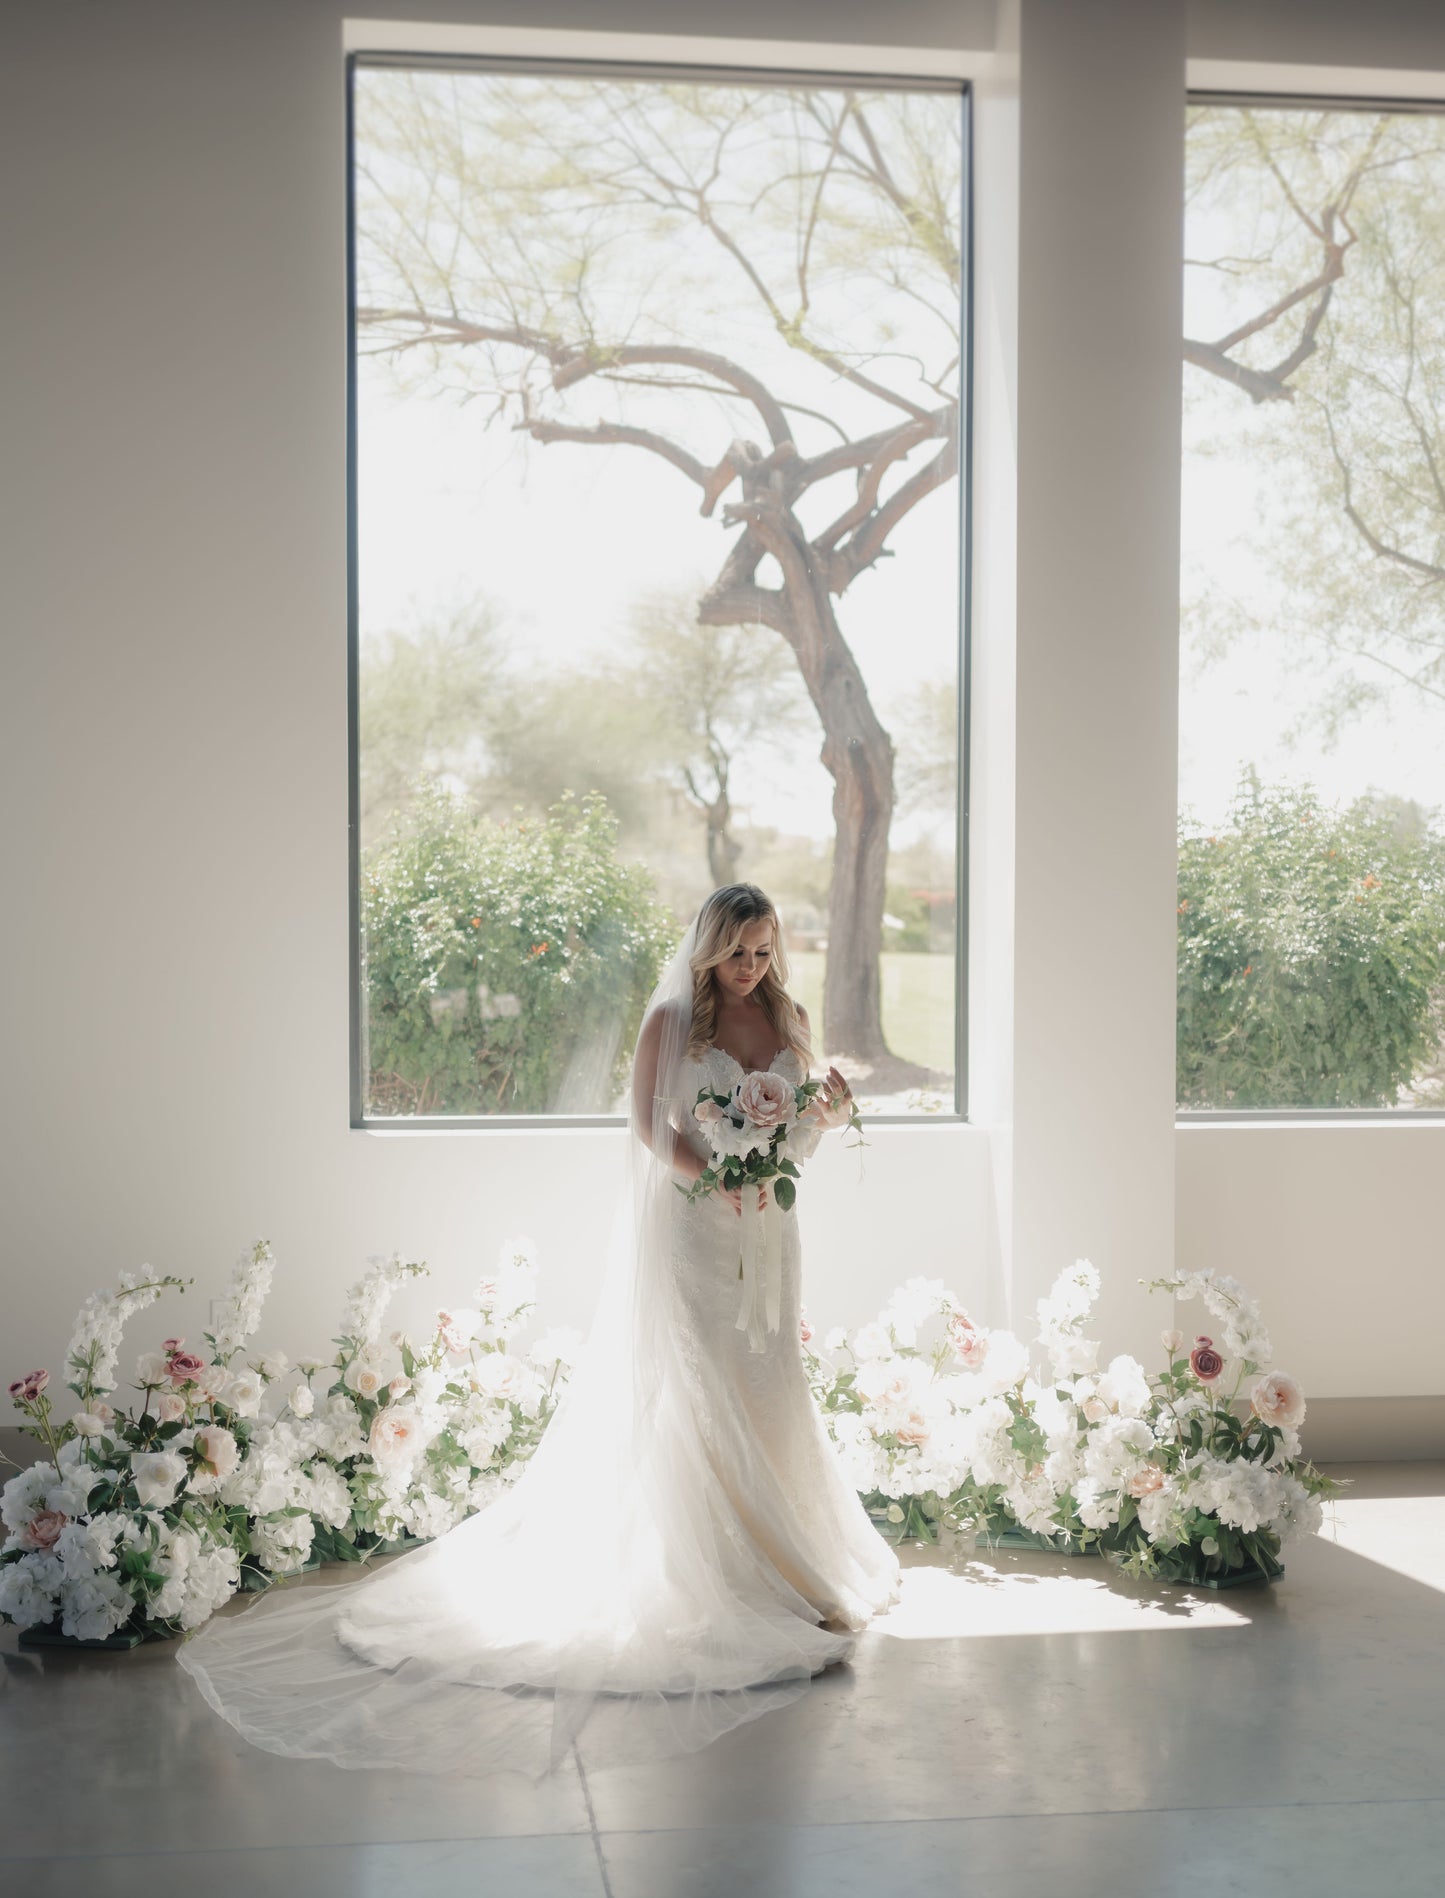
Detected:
[207,1239,276,1362]
[474,1235,539,1340]
[1035,1258,1102,1378]
[64,1269,191,1403]
[1149,1270,1272,1365]
[343,1255,429,1353]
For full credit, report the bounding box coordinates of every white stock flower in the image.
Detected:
[209,1241,276,1359]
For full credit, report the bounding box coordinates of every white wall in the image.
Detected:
[2,0,1443,1433]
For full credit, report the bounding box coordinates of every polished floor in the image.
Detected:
[3,1461,1443,1897]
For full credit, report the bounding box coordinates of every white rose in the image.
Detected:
[342,1359,385,1400]
[289,1384,315,1419]
[193,1424,240,1480]
[135,1352,168,1386]
[130,1451,186,1510]
[257,1352,289,1380]
[73,1412,109,1437]
[223,1371,264,1417]
[368,1407,425,1474]
[1250,1370,1306,1430]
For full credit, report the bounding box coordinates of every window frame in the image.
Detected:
[1177,85,1445,1125]
[345,48,974,1130]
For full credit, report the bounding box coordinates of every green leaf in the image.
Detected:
[773,1176,797,1212]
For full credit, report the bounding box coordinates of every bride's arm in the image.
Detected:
[797,1004,854,1133]
[632,1009,706,1184]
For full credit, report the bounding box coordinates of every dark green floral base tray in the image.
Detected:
[18,1621,147,1650]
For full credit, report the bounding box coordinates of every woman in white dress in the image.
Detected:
[177,883,899,1778]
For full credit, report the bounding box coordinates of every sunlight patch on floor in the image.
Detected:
[873,1562,1250,1639]
[1316,1493,1445,1594]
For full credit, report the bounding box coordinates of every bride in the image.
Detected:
[177,883,900,1777]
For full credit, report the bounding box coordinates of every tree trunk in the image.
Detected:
[704,791,742,887]
[702,477,896,1061]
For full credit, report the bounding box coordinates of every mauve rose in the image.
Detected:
[162,1337,185,1353]
[21,1509,68,1551]
[1189,1336,1225,1382]
[732,1070,795,1131]
[166,1350,209,1386]
[1250,1370,1306,1429]
[1127,1464,1165,1498]
[799,1312,813,1346]
[152,1390,186,1424]
[9,1370,49,1404]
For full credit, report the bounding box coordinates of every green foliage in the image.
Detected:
[1177,777,1445,1107]
[362,783,675,1115]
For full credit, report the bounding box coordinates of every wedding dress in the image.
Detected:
[177,928,899,1779]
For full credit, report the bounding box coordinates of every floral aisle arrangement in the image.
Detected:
[2,1238,576,1643]
[805,1262,1341,1586]
[5,1239,1336,1644]
[223,1239,575,1580]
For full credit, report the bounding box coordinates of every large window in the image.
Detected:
[348,56,968,1122]
[1180,98,1445,1114]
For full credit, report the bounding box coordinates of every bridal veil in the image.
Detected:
[176,916,855,1779]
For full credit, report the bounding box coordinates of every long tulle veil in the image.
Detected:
[176,915,824,1779]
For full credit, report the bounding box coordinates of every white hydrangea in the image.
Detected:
[1035,1259,1102,1378]
[251,1514,315,1574]
[0,1556,61,1629]
[59,1569,132,1642]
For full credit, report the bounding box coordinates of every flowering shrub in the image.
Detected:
[361,784,674,1114]
[1177,780,1445,1108]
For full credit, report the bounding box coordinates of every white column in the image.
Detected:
[994,0,1185,1354]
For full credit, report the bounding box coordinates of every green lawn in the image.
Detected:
[787,951,957,1074]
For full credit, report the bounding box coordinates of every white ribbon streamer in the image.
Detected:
[735,1180,783,1353]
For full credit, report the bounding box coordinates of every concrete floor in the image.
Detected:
[3,1461,1442,1897]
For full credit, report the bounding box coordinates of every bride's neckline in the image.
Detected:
[706,1041,788,1076]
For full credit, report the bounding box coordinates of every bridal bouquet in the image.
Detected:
[685,1069,864,1353]
[684,1070,862,1215]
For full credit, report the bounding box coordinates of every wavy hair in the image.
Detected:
[685,883,811,1066]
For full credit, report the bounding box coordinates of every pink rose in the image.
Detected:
[368,1407,422,1471]
[732,1070,795,1131]
[193,1423,240,1479]
[166,1349,209,1386]
[895,1411,931,1447]
[152,1390,186,1423]
[694,1098,726,1124]
[1126,1464,1164,1498]
[436,1310,480,1356]
[387,1376,412,1400]
[93,1402,115,1423]
[1189,1336,1224,1382]
[21,1509,68,1551]
[799,1310,813,1347]
[162,1337,186,1353]
[1081,1395,1110,1424]
[8,1370,49,1405]
[946,1310,988,1371]
[1250,1370,1306,1430]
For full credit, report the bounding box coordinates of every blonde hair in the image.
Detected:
[686,884,811,1065]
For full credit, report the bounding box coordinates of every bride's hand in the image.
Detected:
[813,1066,855,1129]
[723,1183,769,1216]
